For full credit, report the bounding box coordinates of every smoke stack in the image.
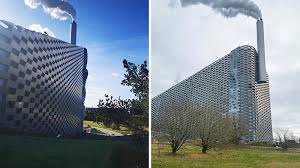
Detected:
[256,18,267,83]
[70,20,77,45]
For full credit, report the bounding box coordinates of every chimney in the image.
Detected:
[256,18,267,83]
[70,20,77,45]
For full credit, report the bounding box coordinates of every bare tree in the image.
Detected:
[152,99,239,154]
[191,109,235,153]
[152,100,193,154]
[220,114,246,144]
[274,128,295,150]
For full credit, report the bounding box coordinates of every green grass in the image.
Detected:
[84,120,132,135]
[152,143,300,168]
[0,134,127,168]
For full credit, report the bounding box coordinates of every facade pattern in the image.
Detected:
[0,20,88,136]
[152,45,273,142]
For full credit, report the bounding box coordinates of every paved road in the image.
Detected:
[95,127,123,136]
[83,125,123,136]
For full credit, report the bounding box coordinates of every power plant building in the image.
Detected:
[0,20,88,136]
[152,45,272,142]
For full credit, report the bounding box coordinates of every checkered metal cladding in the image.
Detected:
[0,20,88,136]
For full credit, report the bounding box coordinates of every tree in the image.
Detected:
[191,108,235,153]
[92,60,149,168]
[153,100,193,154]
[121,59,148,102]
[97,94,131,129]
[121,59,149,129]
[94,60,149,132]
[274,128,295,150]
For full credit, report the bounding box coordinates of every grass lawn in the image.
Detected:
[0,134,128,168]
[84,120,132,135]
[152,143,300,168]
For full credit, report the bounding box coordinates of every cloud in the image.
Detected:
[28,24,56,37]
[24,0,40,9]
[43,7,69,21]
[152,0,300,137]
[24,0,76,20]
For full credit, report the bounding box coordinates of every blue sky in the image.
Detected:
[0,0,149,107]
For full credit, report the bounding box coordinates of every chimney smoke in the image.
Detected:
[70,20,77,45]
[256,18,267,82]
[176,0,262,19]
[24,0,76,21]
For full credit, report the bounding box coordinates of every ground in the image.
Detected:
[0,134,130,168]
[90,126,124,136]
[84,120,132,135]
[152,143,300,168]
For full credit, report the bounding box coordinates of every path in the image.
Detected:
[83,125,123,136]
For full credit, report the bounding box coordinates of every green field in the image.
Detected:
[84,120,132,135]
[0,134,130,168]
[152,143,300,168]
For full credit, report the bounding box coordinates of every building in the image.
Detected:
[0,20,88,136]
[152,45,273,142]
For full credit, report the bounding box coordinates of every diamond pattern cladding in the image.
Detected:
[0,20,88,136]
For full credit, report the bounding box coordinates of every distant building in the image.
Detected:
[0,20,88,136]
[152,45,273,142]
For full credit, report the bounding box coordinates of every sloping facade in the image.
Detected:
[152,45,272,142]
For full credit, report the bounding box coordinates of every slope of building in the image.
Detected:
[0,20,88,136]
[152,45,272,142]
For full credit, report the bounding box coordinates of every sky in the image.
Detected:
[0,0,149,107]
[151,0,300,137]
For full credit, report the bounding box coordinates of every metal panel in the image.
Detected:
[70,21,77,45]
[0,20,88,136]
[256,19,267,82]
[152,45,273,142]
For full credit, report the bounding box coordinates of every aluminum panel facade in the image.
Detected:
[0,20,88,136]
[152,45,273,142]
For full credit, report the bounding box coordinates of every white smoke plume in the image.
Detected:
[177,0,262,19]
[29,24,56,37]
[24,0,76,21]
